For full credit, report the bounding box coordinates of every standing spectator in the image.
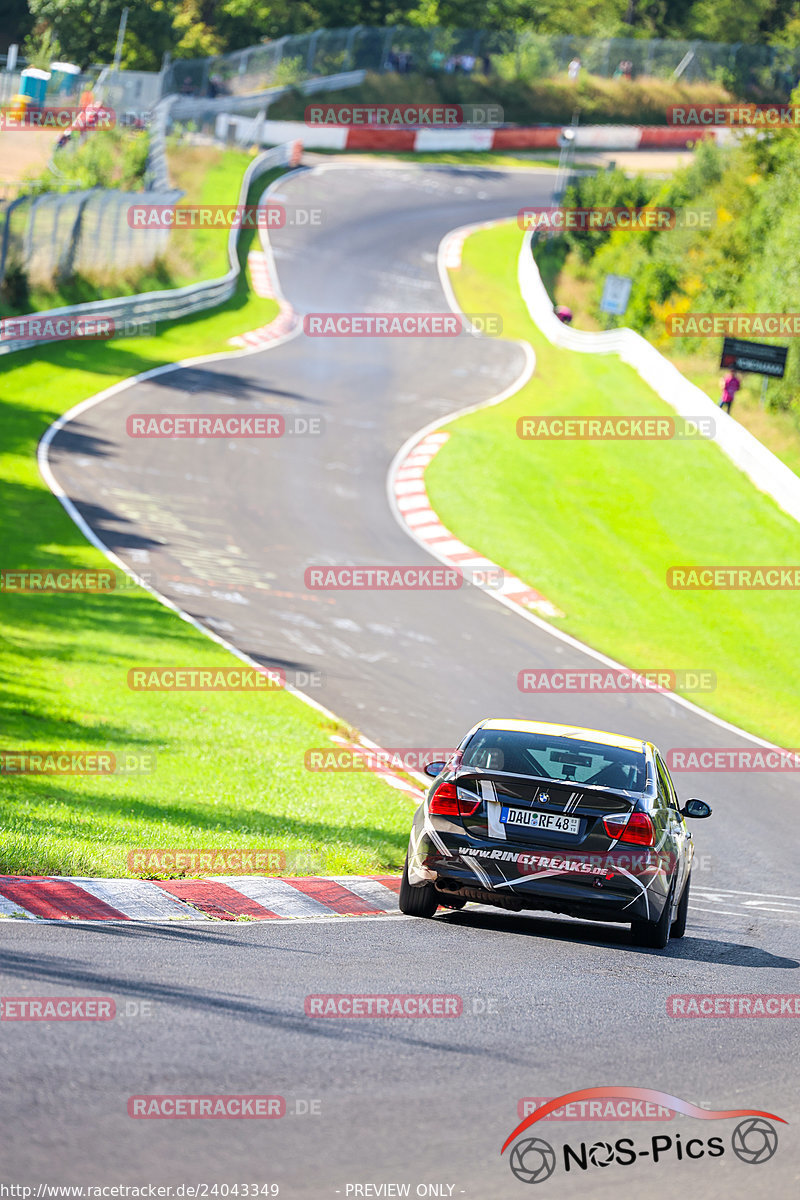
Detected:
[444,55,456,74]
[481,52,491,75]
[568,56,581,82]
[719,370,741,414]
[460,52,476,74]
[429,49,445,71]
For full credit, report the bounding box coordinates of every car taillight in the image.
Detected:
[429,781,481,818]
[603,811,655,846]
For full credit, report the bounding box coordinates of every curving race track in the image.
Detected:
[6,164,798,1195]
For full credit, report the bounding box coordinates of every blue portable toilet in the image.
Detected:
[19,68,51,107]
[49,63,81,97]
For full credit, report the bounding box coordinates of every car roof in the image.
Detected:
[479,718,646,754]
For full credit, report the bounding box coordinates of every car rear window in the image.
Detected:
[461,729,646,791]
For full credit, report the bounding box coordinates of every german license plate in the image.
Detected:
[500,807,580,835]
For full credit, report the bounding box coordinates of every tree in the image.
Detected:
[688,0,775,43]
[27,0,175,69]
[2,0,35,51]
[22,25,62,69]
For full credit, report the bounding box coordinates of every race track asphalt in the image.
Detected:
[4,163,797,1196]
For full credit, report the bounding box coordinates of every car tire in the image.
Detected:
[631,880,674,949]
[670,872,690,939]
[398,855,439,918]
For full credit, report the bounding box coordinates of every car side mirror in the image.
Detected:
[424,760,447,778]
[682,798,712,819]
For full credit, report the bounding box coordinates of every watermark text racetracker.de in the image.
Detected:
[517,206,714,232]
[667,747,800,771]
[0,317,155,343]
[0,997,153,1020]
[125,414,324,438]
[127,1094,320,1119]
[126,848,328,875]
[518,668,716,694]
[0,751,156,777]
[127,667,284,690]
[668,103,800,126]
[304,103,504,126]
[304,565,504,590]
[517,1097,675,1120]
[1,569,149,593]
[126,666,323,691]
[128,1096,284,1119]
[666,312,800,336]
[667,994,800,1018]
[667,565,800,589]
[305,747,455,772]
[304,994,500,1017]
[517,415,715,440]
[302,313,502,337]
[0,105,115,131]
[126,204,322,229]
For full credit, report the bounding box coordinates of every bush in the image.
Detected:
[25,129,150,196]
[566,129,800,415]
[0,261,30,310]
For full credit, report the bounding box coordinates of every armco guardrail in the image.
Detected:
[0,97,179,287]
[0,141,300,358]
[518,230,800,527]
[0,185,183,285]
[168,70,366,124]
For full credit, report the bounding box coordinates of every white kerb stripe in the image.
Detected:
[394,480,427,495]
[329,877,401,911]
[404,511,440,527]
[0,893,39,919]
[213,877,331,917]
[63,877,200,920]
[396,495,430,512]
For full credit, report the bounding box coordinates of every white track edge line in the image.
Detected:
[37,165,341,730]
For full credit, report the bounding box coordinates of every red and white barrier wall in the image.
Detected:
[217,114,725,153]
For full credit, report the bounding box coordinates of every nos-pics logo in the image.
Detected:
[502,1087,784,1184]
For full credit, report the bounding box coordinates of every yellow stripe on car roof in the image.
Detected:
[481,718,644,752]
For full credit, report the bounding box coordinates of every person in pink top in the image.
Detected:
[719,370,741,414]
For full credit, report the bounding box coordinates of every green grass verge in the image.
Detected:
[270,71,734,127]
[425,220,800,747]
[309,149,560,169]
[0,166,415,879]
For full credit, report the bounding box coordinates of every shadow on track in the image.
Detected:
[433,908,799,968]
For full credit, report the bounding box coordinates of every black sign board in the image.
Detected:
[720,337,787,378]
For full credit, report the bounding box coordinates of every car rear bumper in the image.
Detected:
[409,824,673,924]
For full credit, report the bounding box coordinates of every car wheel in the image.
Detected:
[398,854,439,918]
[631,880,674,949]
[670,872,690,939]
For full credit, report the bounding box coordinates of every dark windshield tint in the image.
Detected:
[461,729,646,791]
